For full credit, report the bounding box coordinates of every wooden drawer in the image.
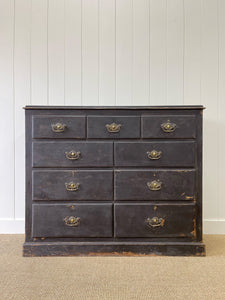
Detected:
[115,203,196,238]
[114,141,195,167]
[87,116,140,139]
[32,115,86,139]
[142,115,196,138]
[33,141,113,167]
[32,203,113,238]
[114,170,195,201]
[33,170,113,201]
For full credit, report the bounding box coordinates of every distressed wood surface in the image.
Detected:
[114,203,195,238]
[32,203,113,238]
[33,141,113,167]
[114,141,195,167]
[24,107,204,256]
[114,169,196,201]
[32,170,113,201]
[32,115,86,139]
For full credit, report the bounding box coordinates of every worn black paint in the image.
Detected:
[24,106,205,256]
[32,203,113,238]
[114,169,196,201]
[114,141,195,167]
[33,141,113,167]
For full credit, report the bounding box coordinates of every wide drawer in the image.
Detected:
[32,203,113,237]
[114,169,195,201]
[87,116,140,139]
[33,170,113,200]
[142,115,196,138]
[115,203,196,238]
[114,141,195,167]
[32,115,86,139]
[33,142,113,167]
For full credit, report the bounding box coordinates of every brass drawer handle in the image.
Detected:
[65,150,81,160]
[147,180,162,191]
[146,217,165,228]
[64,216,80,227]
[147,150,162,160]
[51,122,66,133]
[161,120,176,133]
[106,122,122,133]
[65,182,80,192]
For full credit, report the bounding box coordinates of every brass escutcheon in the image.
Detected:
[65,182,80,192]
[65,150,81,160]
[161,120,176,133]
[147,150,162,160]
[64,216,80,227]
[106,122,122,133]
[146,217,165,228]
[147,180,162,191]
[51,122,66,133]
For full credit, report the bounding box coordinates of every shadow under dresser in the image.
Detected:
[23,106,205,256]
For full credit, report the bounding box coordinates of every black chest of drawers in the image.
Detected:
[23,106,205,256]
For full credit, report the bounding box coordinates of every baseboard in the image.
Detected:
[1,219,225,234]
[0,219,25,234]
[203,219,225,234]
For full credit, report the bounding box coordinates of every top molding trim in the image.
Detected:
[24,105,205,110]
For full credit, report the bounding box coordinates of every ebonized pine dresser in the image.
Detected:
[23,106,205,256]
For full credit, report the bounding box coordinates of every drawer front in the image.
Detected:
[32,203,112,238]
[142,115,196,138]
[33,142,113,167]
[115,170,195,201]
[115,203,195,237]
[33,170,113,200]
[32,115,86,139]
[115,141,195,167]
[87,116,140,139]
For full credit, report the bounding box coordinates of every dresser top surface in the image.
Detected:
[24,105,205,110]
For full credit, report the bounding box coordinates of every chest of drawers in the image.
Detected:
[23,106,205,256]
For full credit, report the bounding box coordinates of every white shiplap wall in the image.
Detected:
[0,0,225,233]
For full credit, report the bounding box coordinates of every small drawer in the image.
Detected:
[115,203,196,238]
[114,141,195,167]
[87,116,140,139]
[33,170,113,201]
[142,115,196,138]
[32,203,113,238]
[33,141,113,167]
[32,115,86,139]
[114,170,195,201]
